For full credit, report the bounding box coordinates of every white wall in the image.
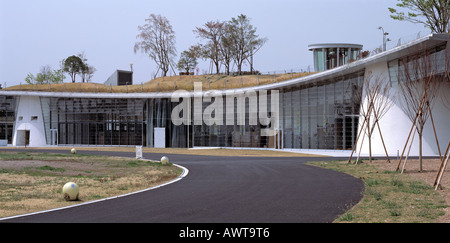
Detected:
[12,96,47,147]
[154,127,166,148]
[358,62,450,157]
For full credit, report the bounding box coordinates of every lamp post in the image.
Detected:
[378,26,390,51]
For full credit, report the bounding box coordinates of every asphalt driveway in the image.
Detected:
[0,149,364,223]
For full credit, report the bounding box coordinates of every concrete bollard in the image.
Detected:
[161,156,169,165]
[63,182,79,201]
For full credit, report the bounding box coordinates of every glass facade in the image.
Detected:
[0,96,17,144]
[13,72,364,150]
[183,71,363,149]
[279,72,363,149]
[310,44,363,72]
[326,48,338,70]
[388,43,447,87]
[148,98,190,148]
[191,90,278,148]
[315,49,324,72]
[40,97,147,146]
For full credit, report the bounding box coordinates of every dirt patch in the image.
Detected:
[372,158,450,223]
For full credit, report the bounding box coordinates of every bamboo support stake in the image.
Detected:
[352,83,393,164]
[348,112,368,163]
[375,118,391,162]
[434,139,450,187]
[435,141,450,190]
[396,91,427,171]
[347,87,377,164]
[355,129,366,165]
[370,95,391,163]
[401,121,417,173]
[354,98,375,164]
[428,104,442,161]
[396,72,436,171]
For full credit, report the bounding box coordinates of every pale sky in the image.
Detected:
[0,0,429,87]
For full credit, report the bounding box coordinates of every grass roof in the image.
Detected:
[3,72,315,93]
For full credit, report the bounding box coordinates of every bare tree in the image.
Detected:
[246,36,267,74]
[219,23,234,75]
[442,47,450,109]
[228,14,266,75]
[361,74,393,162]
[134,14,177,78]
[433,43,450,189]
[194,20,224,74]
[397,49,441,171]
[349,73,393,163]
[77,52,96,83]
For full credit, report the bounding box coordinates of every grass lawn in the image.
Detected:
[309,159,449,223]
[0,151,182,218]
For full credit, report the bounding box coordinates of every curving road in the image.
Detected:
[0,149,364,223]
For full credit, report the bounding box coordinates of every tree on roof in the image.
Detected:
[228,14,267,75]
[177,46,200,74]
[25,65,65,85]
[77,52,96,83]
[134,14,177,78]
[194,20,225,75]
[388,0,450,33]
[63,55,85,83]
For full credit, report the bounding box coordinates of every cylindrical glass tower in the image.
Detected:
[308,43,363,72]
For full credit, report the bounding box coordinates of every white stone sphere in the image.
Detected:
[63,182,79,201]
[71,148,76,154]
[161,156,169,165]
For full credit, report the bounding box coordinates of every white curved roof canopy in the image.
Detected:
[308,43,363,51]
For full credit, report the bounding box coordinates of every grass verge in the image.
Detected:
[308,159,448,223]
[0,146,323,157]
[0,151,182,219]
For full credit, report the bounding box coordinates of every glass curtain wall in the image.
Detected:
[280,72,363,150]
[188,72,362,149]
[147,98,190,148]
[191,91,276,148]
[38,71,362,149]
[314,49,324,72]
[41,97,147,146]
[0,96,17,144]
[350,48,359,62]
[326,48,338,70]
[389,43,447,86]
[313,47,361,72]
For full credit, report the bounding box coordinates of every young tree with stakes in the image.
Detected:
[433,46,450,190]
[348,73,393,164]
[396,49,441,172]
